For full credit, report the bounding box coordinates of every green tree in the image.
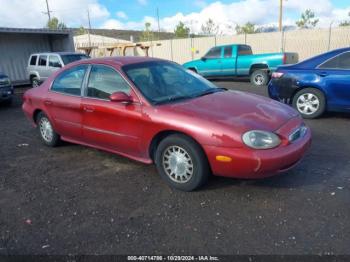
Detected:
[201,18,219,36]
[339,12,350,26]
[174,21,190,38]
[77,26,87,35]
[46,17,67,30]
[296,9,319,29]
[140,22,154,41]
[235,22,257,34]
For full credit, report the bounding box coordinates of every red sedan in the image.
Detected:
[22,57,311,191]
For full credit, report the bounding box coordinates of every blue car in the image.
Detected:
[268,47,350,118]
[0,72,14,105]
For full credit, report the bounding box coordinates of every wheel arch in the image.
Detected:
[249,63,269,75]
[148,130,208,162]
[33,108,43,123]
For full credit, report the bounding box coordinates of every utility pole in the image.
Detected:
[87,8,92,46]
[44,0,52,22]
[156,7,160,40]
[278,0,283,31]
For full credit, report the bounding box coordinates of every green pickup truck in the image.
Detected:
[183,44,298,86]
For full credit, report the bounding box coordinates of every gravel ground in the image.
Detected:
[0,81,349,255]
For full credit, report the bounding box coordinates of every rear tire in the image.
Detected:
[292,88,326,119]
[155,134,210,191]
[37,112,60,147]
[250,69,269,86]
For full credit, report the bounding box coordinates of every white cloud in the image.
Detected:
[114,0,350,34]
[137,0,147,6]
[101,19,125,29]
[0,0,109,28]
[116,11,128,19]
[0,0,349,34]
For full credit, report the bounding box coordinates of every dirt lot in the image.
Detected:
[0,81,349,255]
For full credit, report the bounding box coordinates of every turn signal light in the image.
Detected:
[216,155,232,162]
[271,72,284,79]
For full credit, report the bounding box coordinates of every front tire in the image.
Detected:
[155,134,210,191]
[250,69,269,86]
[31,77,40,88]
[37,112,60,146]
[292,88,326,119]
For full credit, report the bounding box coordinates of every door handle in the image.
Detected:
[83,106,95,113]
[318,72,328,77]
[44,99,52,105]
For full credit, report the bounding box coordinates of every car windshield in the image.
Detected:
[122,61,225,105]
[61,54,89,65]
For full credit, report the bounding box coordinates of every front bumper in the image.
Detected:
[203,126,311,179]
[0,85,14,101]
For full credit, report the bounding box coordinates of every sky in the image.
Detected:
[0,0,349,34]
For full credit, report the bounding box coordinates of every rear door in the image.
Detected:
[81,65,143,157]
[45,64,88,140]
[236,45,253,76]
[317,51,350,110]
[38,55,50,80]
[198,46,223,77]
[221,46,235,76]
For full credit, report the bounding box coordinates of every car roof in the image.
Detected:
[290,47,350,69]
[30,52,86,56]
[70,56,166,67]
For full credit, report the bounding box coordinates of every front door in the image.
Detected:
[45,64,88,140]
[197,46,223,77]
[81,65,143,157]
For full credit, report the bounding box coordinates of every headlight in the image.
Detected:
[242,130,281,149]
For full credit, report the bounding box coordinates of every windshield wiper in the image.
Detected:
[153,95,192,105]
[192,87,227,98]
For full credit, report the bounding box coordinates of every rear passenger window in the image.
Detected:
[30,55,37,66]
[319,52,350,70]
[87,65,130,100]
[224,46,232,58]
[38,55,47,66]
[51,65,87,96]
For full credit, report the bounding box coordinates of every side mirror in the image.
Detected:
[109,91,133,103]
[201,57,207,61]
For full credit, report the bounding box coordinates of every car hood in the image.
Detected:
[160,90,299,132]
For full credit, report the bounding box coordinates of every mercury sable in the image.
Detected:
[22,57,311,191]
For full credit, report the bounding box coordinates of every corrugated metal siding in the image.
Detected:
[0,32,74,84]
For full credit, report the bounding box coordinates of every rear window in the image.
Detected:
[30,55,37,66]
[61,54,89,65]
[38,55,47,66]
[238,45,252,55]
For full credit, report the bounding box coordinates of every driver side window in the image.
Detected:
[205,47,222,58]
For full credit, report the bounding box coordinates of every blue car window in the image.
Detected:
[319,52,350,70]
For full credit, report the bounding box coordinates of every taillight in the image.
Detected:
[283,53,287,64]
[271,72,284,79]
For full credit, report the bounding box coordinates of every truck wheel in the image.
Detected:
[31,77,40,88]
[155,134,210,191]
[292,88,326,119]
[250,70,269,86]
